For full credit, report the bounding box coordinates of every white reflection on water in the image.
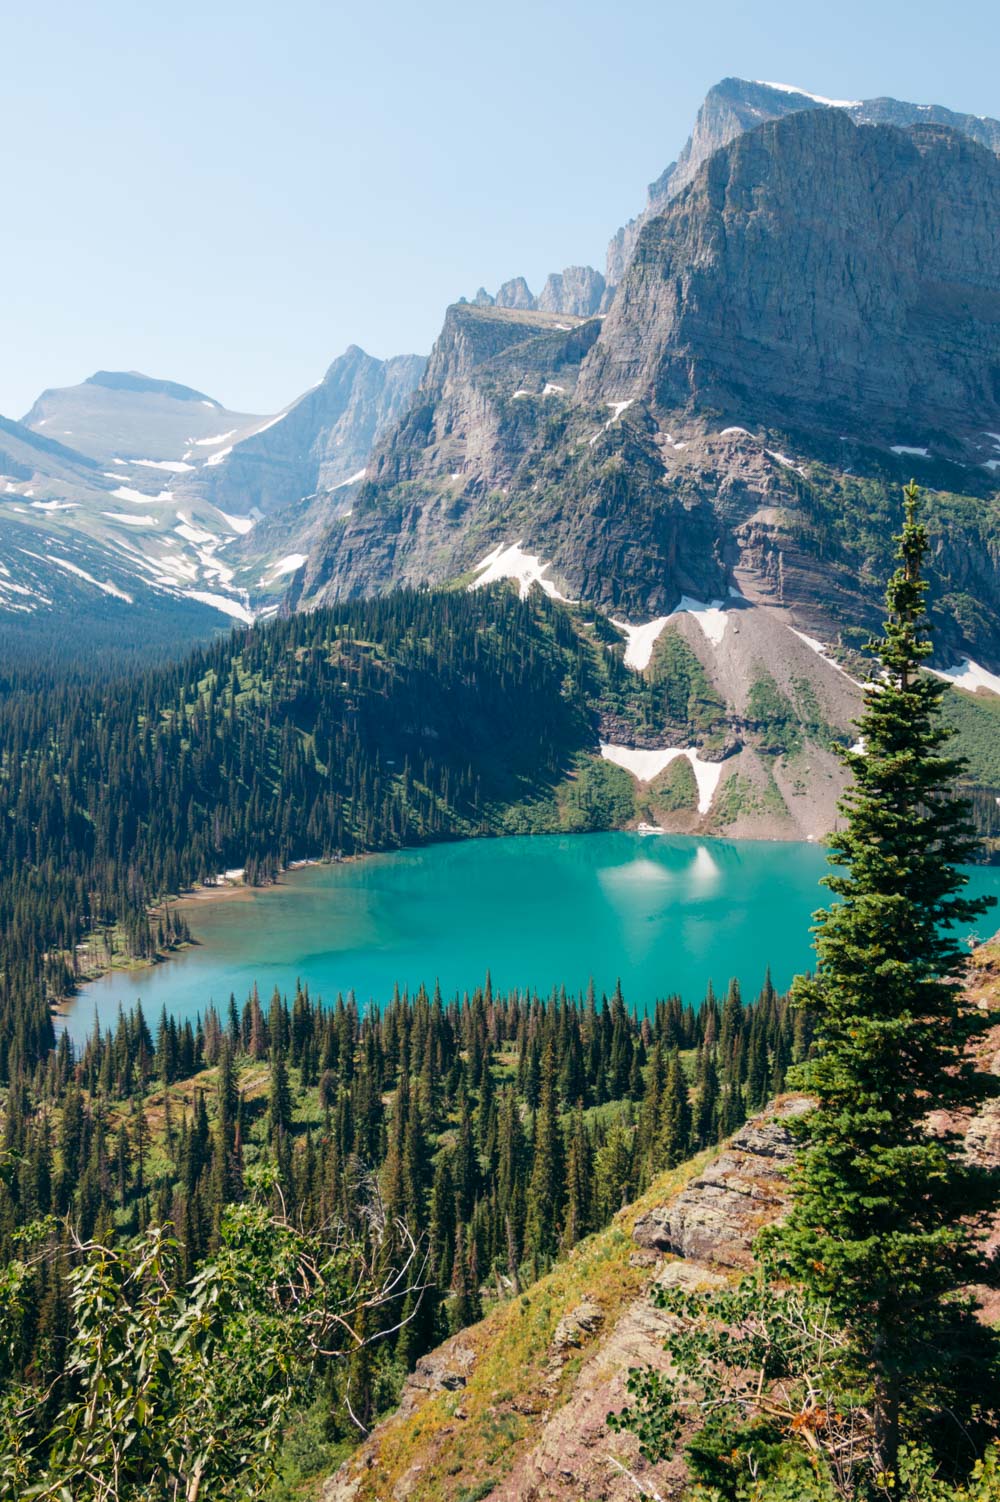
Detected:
[688,844,721,889]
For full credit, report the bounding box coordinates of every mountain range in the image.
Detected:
[4,74,1000,837]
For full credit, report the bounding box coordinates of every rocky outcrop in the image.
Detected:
[320,1100,810,1502]
[633,1097,812,1268]
[468,265,607,319]
[537,266,606,318]
[495,276,536,310]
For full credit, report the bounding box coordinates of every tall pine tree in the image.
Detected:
[774,483,1000,1474]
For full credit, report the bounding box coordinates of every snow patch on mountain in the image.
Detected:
[610,616,671,670]
[184,590,254,625]
[216,510,255,535]
[470,542,573,602]
[45,556,133,603]
[600,743,723,812]
[755,81,861,108]
[134,458,195,472]
[930,658,1000,696]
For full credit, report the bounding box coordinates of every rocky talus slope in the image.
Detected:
[321,945,1000,1500]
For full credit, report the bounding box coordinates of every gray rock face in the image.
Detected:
[495,276,536,310]
[632,1097,813,1267]
[605,76,1000,287]
[467,265,606,319]
[181,345,425,520]
[537,266,606,317]
[586,110,1000,447]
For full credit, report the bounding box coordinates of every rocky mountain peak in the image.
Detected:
[605,75,1000,287]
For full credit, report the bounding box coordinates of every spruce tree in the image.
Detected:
[524,1039,565,1269]
[774,484,1000,1473]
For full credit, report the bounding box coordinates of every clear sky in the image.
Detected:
[2,0,997,420]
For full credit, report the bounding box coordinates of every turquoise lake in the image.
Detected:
[65,832,1000,1042]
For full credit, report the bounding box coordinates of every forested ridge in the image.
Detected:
[0,585,646,1078]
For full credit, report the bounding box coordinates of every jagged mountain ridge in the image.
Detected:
[470,264,608,318]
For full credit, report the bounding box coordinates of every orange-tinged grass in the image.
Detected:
[332,1148,717,1501]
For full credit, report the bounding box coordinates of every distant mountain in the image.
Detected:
[468,265,607,319]
[1,348,426,646]
[604,76,1000,285]
[178,345,425,520]
[23,369,268,466]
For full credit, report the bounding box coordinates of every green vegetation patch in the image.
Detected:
[648,754,698,814]
[745,670,803,756]
[648,628,728,750]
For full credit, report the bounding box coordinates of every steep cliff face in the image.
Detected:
[296,305,639,606]
[586,111,1000,451]
[604,76,828,285]
[604,76,1000,287]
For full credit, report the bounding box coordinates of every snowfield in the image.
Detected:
[599,743,723,813]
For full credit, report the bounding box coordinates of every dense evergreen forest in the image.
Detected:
[0,966,803,1492]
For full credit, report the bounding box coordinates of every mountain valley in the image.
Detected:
[4,76,1000,838]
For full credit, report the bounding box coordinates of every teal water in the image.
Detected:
[65,833,1000,1043]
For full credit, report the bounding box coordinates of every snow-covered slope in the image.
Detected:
[22,369,269,467]
[2,349,426,645]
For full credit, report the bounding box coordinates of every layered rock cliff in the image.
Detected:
[586,109,1000,451]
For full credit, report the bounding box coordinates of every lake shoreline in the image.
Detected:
[51,858,338,1019]
[53,822,840,1027]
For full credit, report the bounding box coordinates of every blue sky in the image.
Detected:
[2,0,997,419]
